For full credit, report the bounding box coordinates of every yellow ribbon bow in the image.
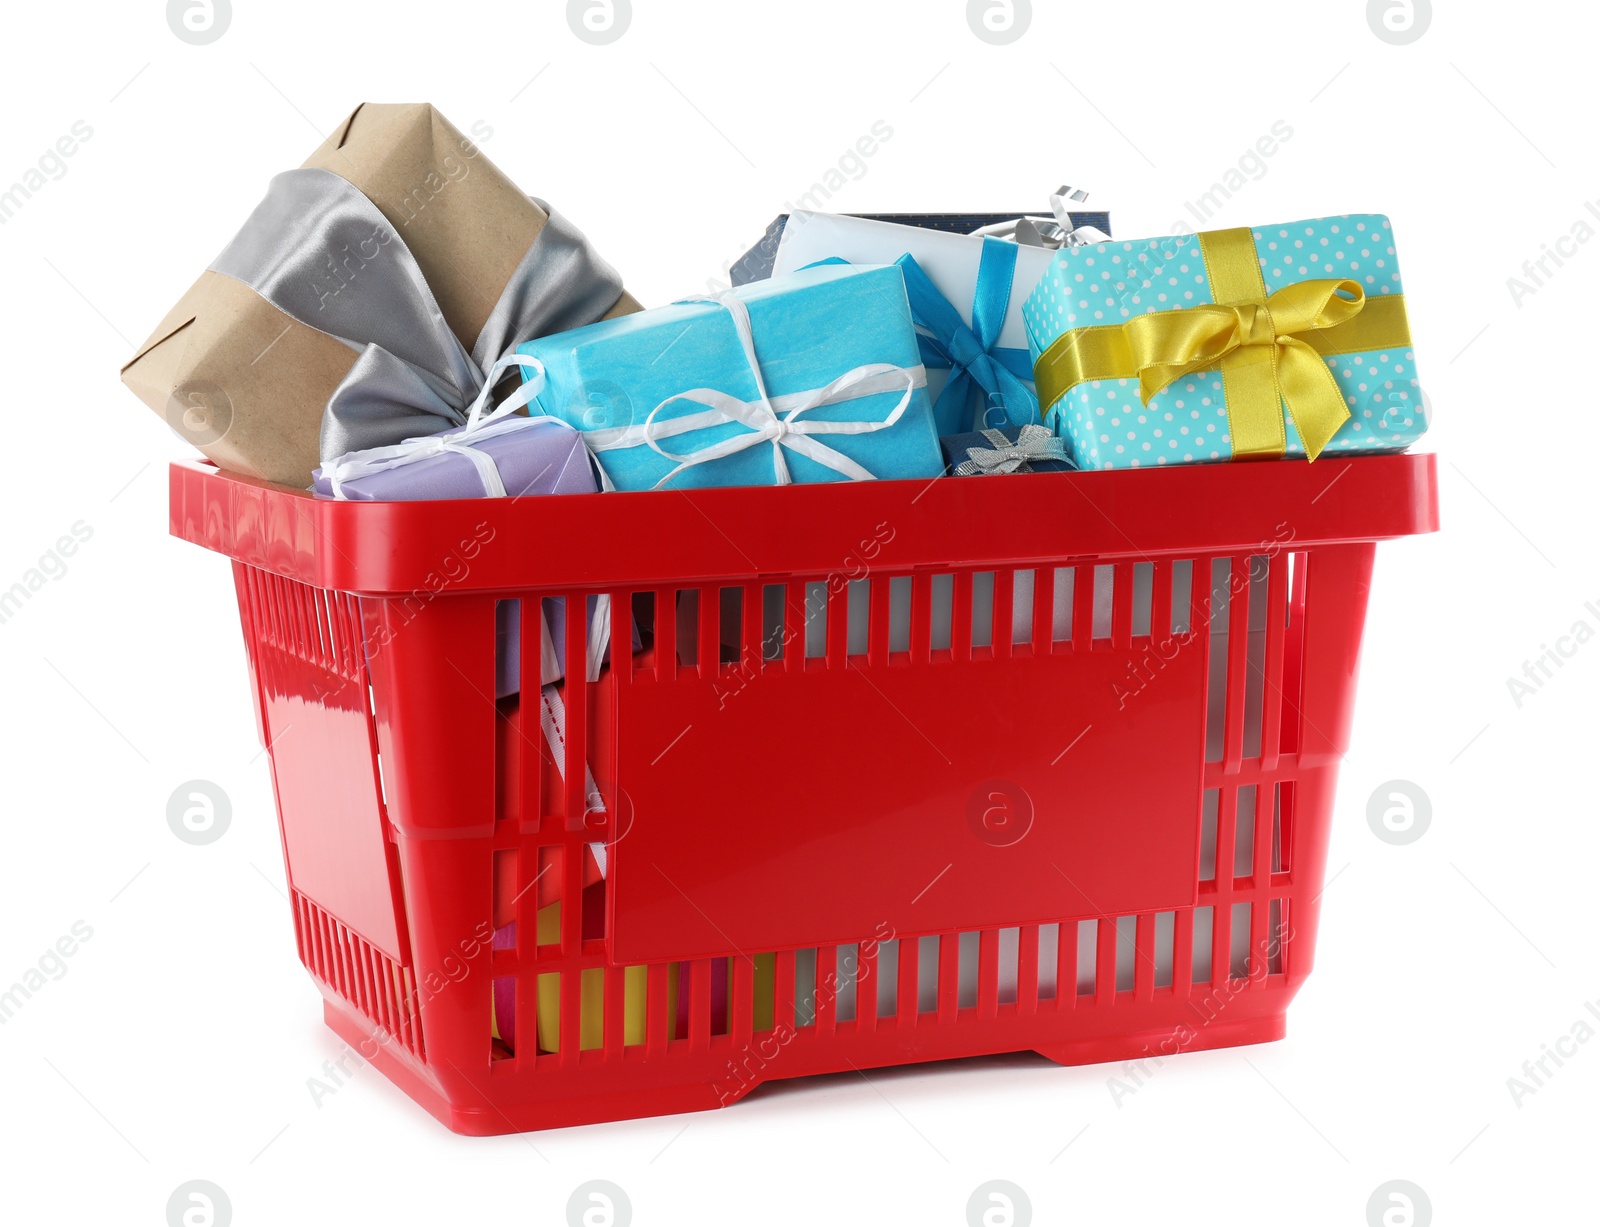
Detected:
[1032,227,1413,461]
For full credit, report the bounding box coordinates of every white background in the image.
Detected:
[0,1,1593,1224]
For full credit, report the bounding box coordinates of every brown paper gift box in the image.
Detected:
[121,102,640,488]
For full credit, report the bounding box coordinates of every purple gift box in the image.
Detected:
[311,417,598,501]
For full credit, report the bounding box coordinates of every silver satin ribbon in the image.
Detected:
[207,167,626,465]
[953,424,1073,475]
[969,185,1111,250]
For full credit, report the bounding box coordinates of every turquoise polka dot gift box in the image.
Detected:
[1021,215,1427,470]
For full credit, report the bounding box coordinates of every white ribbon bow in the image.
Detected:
[583,290,927,489]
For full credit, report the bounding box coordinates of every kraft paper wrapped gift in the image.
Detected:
[120,102,640,488]
[514,262,944,491]
[1022,214,1426,470]
[770,213,1067,435]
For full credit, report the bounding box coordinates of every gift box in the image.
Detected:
[311,414,598,501]
[730,208,1113,286]
[1022,214,1425,470]
[514,263,944,491]
[941,424,1077,475]
[121,102,640,488]
[770,213,1077,436]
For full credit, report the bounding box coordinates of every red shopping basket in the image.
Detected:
[171,452,1437,1134]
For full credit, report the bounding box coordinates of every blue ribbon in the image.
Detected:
[895,238,1040,436]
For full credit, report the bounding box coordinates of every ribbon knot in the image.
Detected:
[953,424,1075,476]
[896,241,1039,434]
[1121,276,1366,459]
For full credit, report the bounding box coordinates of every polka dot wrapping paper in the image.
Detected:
[1021,215,1427,470]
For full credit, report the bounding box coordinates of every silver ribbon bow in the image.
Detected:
[207,167,626,465]
[953,424,1073,475]
[969,185,1112,249]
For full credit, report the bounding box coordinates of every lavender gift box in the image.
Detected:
[311,417,597,501]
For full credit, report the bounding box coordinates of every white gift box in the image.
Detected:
[771,211,1058,430]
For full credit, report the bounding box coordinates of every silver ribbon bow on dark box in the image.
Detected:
[943,423,1078,475]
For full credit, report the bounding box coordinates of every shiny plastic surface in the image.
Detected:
[172,453,1438,1134]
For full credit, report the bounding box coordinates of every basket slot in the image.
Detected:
[992,934,1017,1011]
[1233,785,1258,881]
[1191,905,1214,983]
[793,949,817,1028]
[1273,782,1293,875]
[1270,899,1289,976]
[1066,921,1091,1000]
[1034,923,1058,1004]
[1171,560,1194,634]
[869,938,895,1022]
[688,966,713,1049]
[1222,557,1253,772]
[1229,902,1253,980]
[761,583,786,664]
[1214,785,1238,892]
[1278,551,1310,757]
[971,572,995,652]
[1242,555,1271,761]
[563,592,589,831]
[927,573,953,654]
[833,945,858,1024]
[915,935,939,1015]
[1198,788,1220,882]
[1259,553,1290,769]
[1114,915,1137,994]
[784,581,807,671]
[1203,558,1229,761]
[938,933,961,1021]
[955,931,979,1011]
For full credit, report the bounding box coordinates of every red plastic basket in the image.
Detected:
[171,452,1437,1134]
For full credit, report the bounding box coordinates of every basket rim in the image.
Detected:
[169,452,1439,597]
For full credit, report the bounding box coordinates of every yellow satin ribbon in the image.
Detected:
[1033,227,1414,461]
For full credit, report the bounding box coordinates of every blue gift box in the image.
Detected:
[514,263,943,491]
[1022,214,1426,470]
